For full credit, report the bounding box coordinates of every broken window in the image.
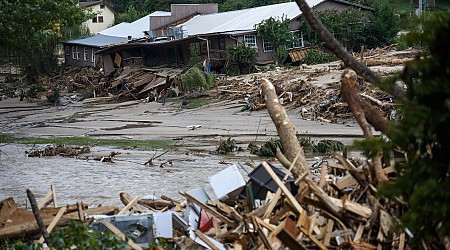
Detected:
[100,4,105,9]
[91,48,96,64]
[72,46,76,59]
[83,48,88,61]
[263,38,273,52]
[244,35,257,49]
[92,16,97,23]
[98,16,104,23]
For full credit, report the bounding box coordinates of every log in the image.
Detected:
[261,78,310,178]
[27,189,49,244]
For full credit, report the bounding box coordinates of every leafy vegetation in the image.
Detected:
[300,49,337,65]
[217,137,238,154]
[0,0,91,82]
[300,1,400,51]
[255,16,293,62]
[180,67,215,92]
[251,137,344,156]
[185,98,211,109]
[377,12,450,245]
[3,220,123,250]
[226,44,258,75]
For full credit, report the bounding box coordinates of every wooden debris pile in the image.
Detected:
[48,66,183,101]
[25,144,90,157]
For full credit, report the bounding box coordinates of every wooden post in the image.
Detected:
[38,207,67,244]
[27,189,50,244]
[37,190,53,210]
[77,202,84,221]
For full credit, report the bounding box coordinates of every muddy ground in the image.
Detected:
[0,94,364,206]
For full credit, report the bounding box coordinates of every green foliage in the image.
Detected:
[180,67,214,92]
[250,138,283,156]
[251,137,344,156]
[300,2,400,51]
[379,12,450,245]
[26,84,46,98]
[0,0,91,81]
[226,44,258,75]
[255,16,293,62]
[189,46,202,68]
[114,5,145,24]
[300,49,337,65]
[48,220,122,249]
[217,137,238,154]
[3,220,122,249]
[186,98,210,109]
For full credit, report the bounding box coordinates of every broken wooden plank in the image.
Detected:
[63,205,118,220]
[335,174,359,190]
[117,196,140,215]
[271,217,308,250]
[353,223,365,243]
[179,191,237,228]
[195,230,220,250]
[328,196,372,219]
[51,185,57,208]
[323,219,334,247]
[77,202,84,221]
[101,220,143,250]
[38,207,67,244]
[37,190,53,210]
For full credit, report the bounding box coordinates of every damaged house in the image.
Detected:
[94,0,373,74]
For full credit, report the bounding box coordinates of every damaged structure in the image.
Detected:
[64,0,374,74]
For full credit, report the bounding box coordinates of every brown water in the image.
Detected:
[0,144,257,207]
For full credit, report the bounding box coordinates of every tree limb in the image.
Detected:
[294,0,406,99]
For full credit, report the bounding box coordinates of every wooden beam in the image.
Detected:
[77,202,84,221]
[117,196,140,215]
[272,217,308,250]
[323,219,334,247]
[51,185,57,208]
[195,230,220,250]
[179,191,237,228]
[38,190,53,210]
[261,162,304,214]
[101,220,143,250]
[63,206,118,220]
[38,207,67,244]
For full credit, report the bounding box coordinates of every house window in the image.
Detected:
[92,16,98,23]
[76,46,80,60]
[244,35,257,49]
[92,48,96,64]
[83,48,88,61]
[100,4,105,9]
[263,38,273,52]
[287,31,304,49]
[219,37,225,50]
[98,16,104,23]
[72,46,76,59]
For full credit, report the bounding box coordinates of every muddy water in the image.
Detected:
[0,144,257,207]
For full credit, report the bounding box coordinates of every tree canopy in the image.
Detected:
[0,0,90,80]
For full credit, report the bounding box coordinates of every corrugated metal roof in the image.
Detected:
[178,1,324,36]
[63,34,128,47]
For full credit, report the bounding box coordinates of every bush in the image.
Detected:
[217,137,238,154]
[301,49,337,65]
[226,44,258,75]
[180,67,214,92]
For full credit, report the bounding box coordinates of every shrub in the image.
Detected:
[226,44,258,75]
[180,67,214,92]
[217,137,238,154]
[301,49,337,65]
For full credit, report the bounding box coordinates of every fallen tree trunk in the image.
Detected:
[261,78,310,178]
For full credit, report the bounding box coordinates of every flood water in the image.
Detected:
[0,144,257,208]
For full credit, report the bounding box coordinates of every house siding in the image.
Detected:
[150,4,218,30]
[82,4,115,34]
[64,45,101,68]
